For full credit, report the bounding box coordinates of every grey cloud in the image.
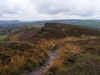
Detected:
[0,0,100,20]
[35,0,95,17]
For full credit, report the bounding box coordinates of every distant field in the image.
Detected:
[0,35,7,40]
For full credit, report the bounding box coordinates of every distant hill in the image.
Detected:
[0,20,22,28]
[0,19,100,29]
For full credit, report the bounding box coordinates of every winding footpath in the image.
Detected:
[29,48,61,75]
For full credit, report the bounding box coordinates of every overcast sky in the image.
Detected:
[0,0,100,21]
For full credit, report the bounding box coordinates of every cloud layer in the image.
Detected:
[0,0,100,20]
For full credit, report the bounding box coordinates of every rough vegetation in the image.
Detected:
[0,23,100,75]
[0,41,49,75]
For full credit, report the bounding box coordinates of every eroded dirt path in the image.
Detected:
[29,48,61,75]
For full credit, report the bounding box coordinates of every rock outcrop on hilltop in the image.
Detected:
[38,23,100,39]
[9,23,100,41]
